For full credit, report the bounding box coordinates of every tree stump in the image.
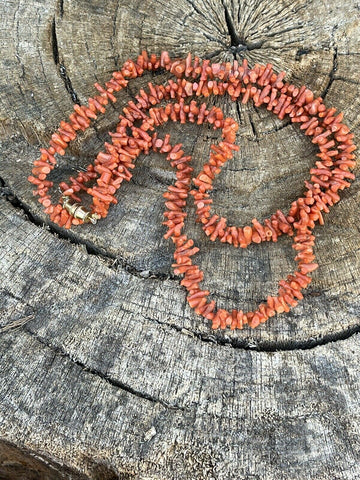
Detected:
[1,0,360,478]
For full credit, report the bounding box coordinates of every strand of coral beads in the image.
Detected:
[28,50,356,329]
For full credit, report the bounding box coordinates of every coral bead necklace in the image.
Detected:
[28,51,356,330]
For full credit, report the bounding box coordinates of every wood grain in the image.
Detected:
[0,0,360,478]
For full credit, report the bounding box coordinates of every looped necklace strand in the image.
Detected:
[28,51,356,330]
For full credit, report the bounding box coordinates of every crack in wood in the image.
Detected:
[138,310,360,353]
[22,327,187,412]
[211,323,360,352]
[222,1,264,55]
[321,47,338,100]
[59,63,80,105]
[51,17,59,66]
[59,0,64,19]
[110,0,120,68]
[0,178,177,282]
[235,101,241,123]
[222,2,243,47]
[51,15,80,104]
[183,0,206,20]
[248,115,257,139]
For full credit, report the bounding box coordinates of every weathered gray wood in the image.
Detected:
[1,0,360,478]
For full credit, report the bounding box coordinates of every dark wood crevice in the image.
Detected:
[58,63,80,105]
[321,47,338,100]
[51,17,59,65]
[110,0,121,68]
[23,326,186,411]
[223,2,243,48]
[144,312,360,352]
[0,179,176,282]
[51,15,80,104]
[59,0,64,19]
[15,318,360,417]
[222,1,264,54]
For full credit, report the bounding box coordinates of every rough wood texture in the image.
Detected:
[0,0,359,478]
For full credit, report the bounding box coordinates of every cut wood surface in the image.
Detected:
[0,0,359,478]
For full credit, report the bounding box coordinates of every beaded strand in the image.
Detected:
[28,50,356,329]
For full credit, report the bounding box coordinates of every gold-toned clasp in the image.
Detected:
[62,196,100,224]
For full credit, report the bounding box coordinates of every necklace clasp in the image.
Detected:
[62,196,100,224]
